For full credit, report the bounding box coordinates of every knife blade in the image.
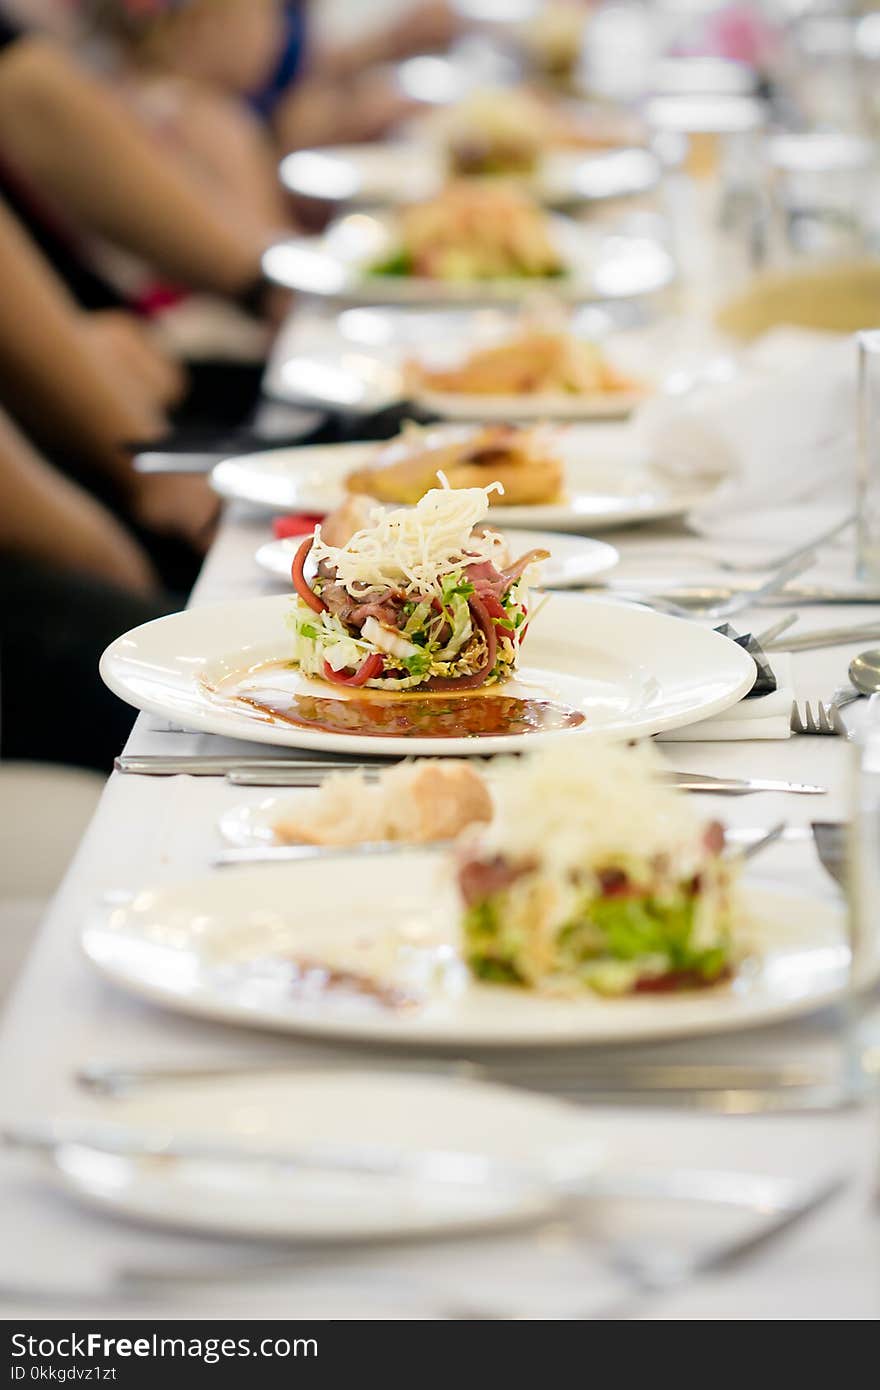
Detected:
[114,755,826,794]
[115,754,396,776]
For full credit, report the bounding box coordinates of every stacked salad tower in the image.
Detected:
[458,741,738,996]
[288,482,547,692]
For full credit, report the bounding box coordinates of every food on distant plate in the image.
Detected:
[518,6,587,81]
[288,481,548,692]
[371,182,564,281]
[444,89,553,176]
[346,423,564,508]
[406,330,644,401]
[436,87,638,167]
[458,741,737,996]
[272,760,492,846]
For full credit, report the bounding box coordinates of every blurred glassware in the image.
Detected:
[651,54,758,97]
[396,34,522,106]
[857,329,880,585]
[579,0,659,103]
[847,695,880,1111]
[785,13,870,132]
[645,92,767,180]
[646,90,769,313]
[766,131,878,264]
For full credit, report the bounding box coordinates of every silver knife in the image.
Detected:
[215,841,448,866]
[660,771,825,794]
[767,620,880,652]
[115,755,825,794]
[115,754,396,776]
[228,768,824,792]
[2,1122,536,1193]
[660,584,880,607]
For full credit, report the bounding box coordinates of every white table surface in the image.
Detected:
[2,354,879,1321]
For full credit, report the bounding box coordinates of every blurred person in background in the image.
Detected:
[80,0,459,154]
[0,194,220,593]
[81,0,291,233]
[0,405,174,770]
[267,0,459,149]
[0,13,283,294]
[0,13,293,405]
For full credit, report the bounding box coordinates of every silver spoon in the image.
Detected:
[848,648,880,697]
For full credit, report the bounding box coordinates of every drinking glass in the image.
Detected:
[857,329,880,584]
[847,703,880,1107]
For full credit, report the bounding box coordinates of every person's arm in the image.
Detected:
[162,81,290,234]
[0,202,219,550]
[311,1,459,80]
[0,198,166,485]
[0,35,268,296]
[0,408,158,596]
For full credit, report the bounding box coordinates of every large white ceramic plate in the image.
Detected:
[266,348,647,420]
[280,143,660,208]
[262,211,675,304]
[99,594,756,757]
[254,529,619,590]
[44,1072,601,1241]
[264,303,659,421]
[83,860,853,1047]
[211,439,706,533]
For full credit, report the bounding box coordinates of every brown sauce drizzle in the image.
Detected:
[236,689,586,738]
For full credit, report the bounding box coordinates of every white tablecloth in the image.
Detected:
[1,367,879,1322]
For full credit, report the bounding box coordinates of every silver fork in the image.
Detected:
[790,694,859,735]
[610,550,817,622]
[791,700,838,735]
[718,512,855,574]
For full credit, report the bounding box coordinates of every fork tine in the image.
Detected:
[791,700,840,735]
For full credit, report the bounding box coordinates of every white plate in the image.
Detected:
[47,1072,601,1241]
[262,210,675,304]
[264,303,652,420]
[99,593,756,758]
[411,383,647,421]
[220,794,300,847]
[280,143,660,208]
[266,349,647,421]
[254,529,619,590]
[83,860,852,1047]
[212,439,706,533]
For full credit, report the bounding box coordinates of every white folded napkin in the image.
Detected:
[636,333,856,526]
[658,654,793,742]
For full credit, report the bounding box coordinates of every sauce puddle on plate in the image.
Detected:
[209,662,586,739]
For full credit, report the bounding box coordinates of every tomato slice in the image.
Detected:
[322,654,384,687]
[291,537,326,614]
[274,513,324,540]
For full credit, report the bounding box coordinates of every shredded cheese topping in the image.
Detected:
[476,741,708,880]
[310,480,504,598]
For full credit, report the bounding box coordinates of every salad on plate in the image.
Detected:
[288,481,548,692]
[371,182,564,281]
[458,741,737,996]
